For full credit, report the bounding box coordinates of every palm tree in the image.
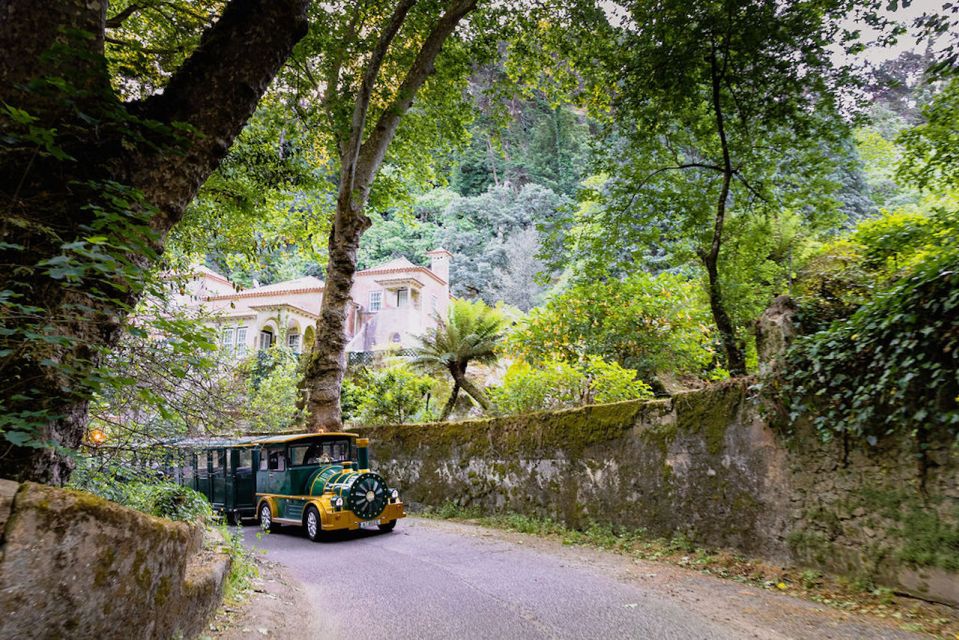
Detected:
[412,299,503,420]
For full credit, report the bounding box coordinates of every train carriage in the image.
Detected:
[171,432,405,540]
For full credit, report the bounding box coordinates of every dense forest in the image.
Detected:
[2,0,957,486]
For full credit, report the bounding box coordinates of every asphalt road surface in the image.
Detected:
[243,517,922,640]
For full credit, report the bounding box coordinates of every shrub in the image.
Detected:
[490,357,653,414]
[780,246,959,446]
[350,364,435,424]
[505,272,715,381]
[70,461,212,523]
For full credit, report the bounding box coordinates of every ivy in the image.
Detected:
[779,246,959,445]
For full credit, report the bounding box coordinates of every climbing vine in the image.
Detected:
[778,245,959,446]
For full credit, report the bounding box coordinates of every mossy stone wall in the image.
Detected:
[358,380,958,606]
[0,480,230,640]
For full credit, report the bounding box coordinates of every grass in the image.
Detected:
[217,524,260,603]
[422,504,959,639]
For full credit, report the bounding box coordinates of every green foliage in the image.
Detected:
[793,206,959,331]
[347,364,435,425]
[70,461,213,523]
[221,523,260,601]
[791,240,873,333]
[413,299,505,375]
[239,344,303,432]
[489,356,653,414]
[898,78,959,192]
[506,272,715,381]
[780,245,959,445]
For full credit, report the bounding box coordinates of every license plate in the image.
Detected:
[359,519,380,530]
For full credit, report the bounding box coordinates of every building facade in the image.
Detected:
[173,249,452,356]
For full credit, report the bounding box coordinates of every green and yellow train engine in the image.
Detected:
[255,432,405,541]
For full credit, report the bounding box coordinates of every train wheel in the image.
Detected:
[378,519,397,532]
[259,503,277,532]
[304,506,323,542]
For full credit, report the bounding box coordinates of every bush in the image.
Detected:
[70,460,212,523]
[490,357,653,414]
[780,246,959,445]
[349,364,435,424]
[506,272,715,381]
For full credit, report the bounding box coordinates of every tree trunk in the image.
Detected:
[440,381,461,421]
[302,0,478,431]
[705,45,747,377]
[452,367,492,412]
[0,0,309,484]
[303,202,371,430]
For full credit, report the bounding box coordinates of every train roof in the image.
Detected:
[165,432,360,449]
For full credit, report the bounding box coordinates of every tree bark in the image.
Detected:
[303,0,478,431]
[440,380,461,421]
[452,366,492,412]
[0,0,309,484]
[704,45,747,377]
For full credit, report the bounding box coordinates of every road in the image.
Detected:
[242,517,922,640]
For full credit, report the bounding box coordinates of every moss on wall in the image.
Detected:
[361,379,959,605]
[0,482,229,640]
[673,382,744,455]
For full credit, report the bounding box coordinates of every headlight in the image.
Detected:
[333,496,344,508]
[390,489,399,501]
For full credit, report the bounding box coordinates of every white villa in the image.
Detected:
[172,249,452,357]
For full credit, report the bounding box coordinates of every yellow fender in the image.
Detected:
[256,496,280,521]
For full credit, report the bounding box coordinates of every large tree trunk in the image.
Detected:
[0,0,309,484]
[704,44,747,377]
[302,0,478,431]
[302,201,371,429]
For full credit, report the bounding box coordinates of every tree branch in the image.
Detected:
[130,0,310,225]
[106,3,145,29]
[354,0,478,190]
[339,0,418,201]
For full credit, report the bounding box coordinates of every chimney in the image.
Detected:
[426,248,452,284]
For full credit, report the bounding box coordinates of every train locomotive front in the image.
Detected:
[254,433,405,541]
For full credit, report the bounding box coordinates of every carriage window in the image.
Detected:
[210,450,224,471]
[196,453,209,478]
[236,449,253,472]
[267,448,286,471]
[289,441,352,465]
[259,450,268,471]
[290,445,318,466]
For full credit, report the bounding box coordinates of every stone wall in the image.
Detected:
[0,480,231,640]
[358,381,959,606]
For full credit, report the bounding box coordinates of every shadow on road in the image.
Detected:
[239,520,394,544]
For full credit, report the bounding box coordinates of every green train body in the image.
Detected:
[168,431,404,538]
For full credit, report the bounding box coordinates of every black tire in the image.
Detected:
[259,502,278,532]
[378,519,397,532]
[304,506,323,542]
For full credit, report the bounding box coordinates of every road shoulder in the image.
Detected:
[206,551,317,640]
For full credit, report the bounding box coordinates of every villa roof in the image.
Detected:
[248,276,324,293]
[194,265,233,285]
[248,302,321,320]
[204,275,325,301]
[357,256,447,285]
